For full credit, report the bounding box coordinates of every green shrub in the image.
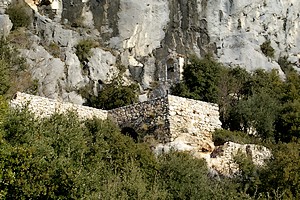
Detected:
[75,39,98,64]
[84,83,138,110]
[258,141,300,199]
[213,129,260,146]
[171,54,224,103]
[6,2,32,30]
[260,40,275,58]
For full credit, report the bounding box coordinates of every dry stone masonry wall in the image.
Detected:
[10,92,108,120]
[167,95,222,152]
[10,92,222,149]
[108,96,170,142]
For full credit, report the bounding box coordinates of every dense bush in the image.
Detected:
[0,107,251,199]
[172,54,223,103]
[0,59,10,95]
[0,97,300,199]
[75,39,98,64]
[83,82,138,110]
[6,2,32,30]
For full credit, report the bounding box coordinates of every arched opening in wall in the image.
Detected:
[121,127,138,142]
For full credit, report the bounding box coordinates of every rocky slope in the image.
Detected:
[1,0,300,103]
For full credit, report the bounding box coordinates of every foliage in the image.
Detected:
[259,141,300,199]
[0,37,37,97]
[233,141,300,199]
[158,151,249,199]
[7,27,32,49]
[172,54,223,103]
[84,83,138,110]
[0,59,10,95]
[260,40,275,58]
[233,151,261,197]
[213,129,260,146]
[75,39,98,64]
[0,104,300,199]
[275,100,300,142]
[235,91,279,140]
[0,108,173,199]
[81,65,139,110]
[6,2,32,30]
[278,56,295,74]
[173,53,300,143]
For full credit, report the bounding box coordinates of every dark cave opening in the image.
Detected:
[121,127,138,142]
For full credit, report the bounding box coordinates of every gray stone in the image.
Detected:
[0,14,12,36]
[65,52,86,89]
[87,48,117,84]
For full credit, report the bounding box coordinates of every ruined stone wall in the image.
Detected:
[10,92,108,120]
[108,96,170,142]
[10,92,222,148]
[168,95,222,139]
[166,95,222,152]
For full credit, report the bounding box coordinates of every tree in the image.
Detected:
[259,141,300,199]
[236,91,279,139]
[172,54,223,103]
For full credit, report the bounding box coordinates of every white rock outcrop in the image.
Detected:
[0,14,12,36]
[6,0,299,101]
[205,142,272,177]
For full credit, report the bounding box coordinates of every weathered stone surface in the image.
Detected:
[87,48,117,84]
[20,43,65,99]
[0,14,12,36]
[0,0,10,13]
[108,96,170,142]
[167,95,222,152]
[65,51,86,89]
[109,95,222,148]
[11,92,108,119]
[205,142,272,177]
[12,93,221,151]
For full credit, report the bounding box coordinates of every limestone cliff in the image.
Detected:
[1,0,300,102]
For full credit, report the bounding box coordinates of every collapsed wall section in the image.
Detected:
[10,92,108,120]
[108,96,170,142]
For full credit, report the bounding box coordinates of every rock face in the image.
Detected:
[206,142,272,177]
[2,0,299,102]
[0,14,12,36]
